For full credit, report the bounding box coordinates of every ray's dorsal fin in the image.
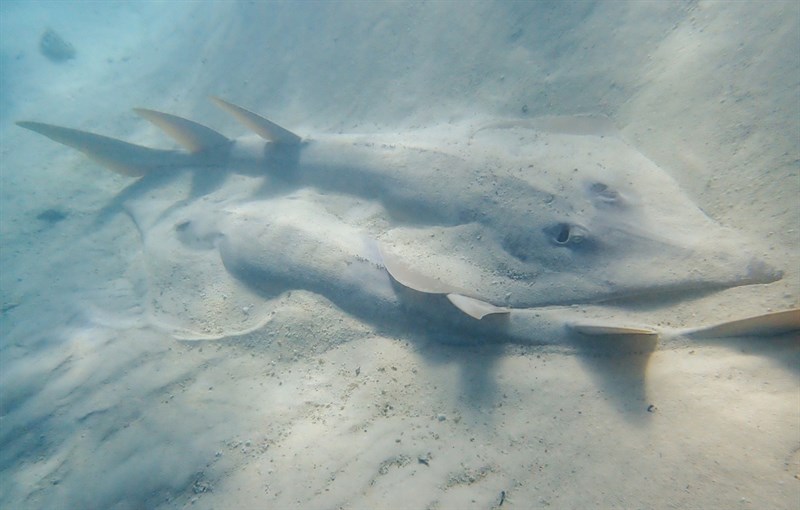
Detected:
[16,121,179,177]
[686,308,800,339]
[210,97,302,145]
[446,293,509,320]
[133,108,231,154]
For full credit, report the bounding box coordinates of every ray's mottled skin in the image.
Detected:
[16,99,799,342]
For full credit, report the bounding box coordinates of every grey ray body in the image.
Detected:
[16,98,798,342]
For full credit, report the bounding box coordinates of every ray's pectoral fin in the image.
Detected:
[570,324,659,337]
[378,245,464,295]
[566,321,660,361]
[379,244,508,320]
[685,308,800,339]
[16,121,181,177]
[568,322,659,353]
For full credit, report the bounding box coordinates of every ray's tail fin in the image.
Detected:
[16,108,235,177]
[15,121,188,177]
[17,98,299,177]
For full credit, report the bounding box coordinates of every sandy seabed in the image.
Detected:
[1,2,798,509]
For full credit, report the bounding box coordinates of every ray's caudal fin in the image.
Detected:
[15,98,301,177]
[15,121,184,177]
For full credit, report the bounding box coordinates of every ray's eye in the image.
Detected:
[547,223,589,248]
[555,223,571,244]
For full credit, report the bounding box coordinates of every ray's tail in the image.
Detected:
[16,97,301,177]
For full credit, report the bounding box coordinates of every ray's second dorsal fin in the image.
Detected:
[210,97,302,145]
[134,108,231,154]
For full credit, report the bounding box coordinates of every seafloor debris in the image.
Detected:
[39,28,76,62]
[36,208,68,224]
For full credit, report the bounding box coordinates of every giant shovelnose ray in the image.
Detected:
[16,98,799,341]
